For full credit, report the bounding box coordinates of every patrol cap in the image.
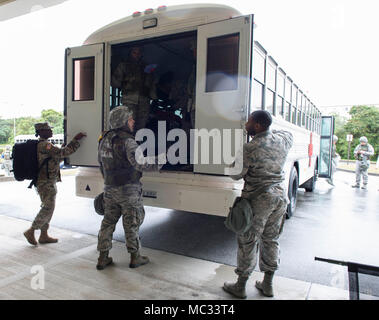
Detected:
[109,105,134,129]
[34,122,53,131]
[360,136,368,143]
[333,135,338,141]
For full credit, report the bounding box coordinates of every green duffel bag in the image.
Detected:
[94,192,105,215]
[224,196,253,235]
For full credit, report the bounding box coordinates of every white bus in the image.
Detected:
[64,4,333,218]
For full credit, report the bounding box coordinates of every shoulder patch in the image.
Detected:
[46,143,52,150]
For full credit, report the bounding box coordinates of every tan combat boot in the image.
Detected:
[255,271,274,297]
[223,276,248,299]
[23,228,37,246]
[38,224,58,244]
[96,251,113,270]
[129,251,149,268]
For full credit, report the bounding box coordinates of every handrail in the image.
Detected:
[315,256,379,300]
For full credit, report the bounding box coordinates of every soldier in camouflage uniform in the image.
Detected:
[111,46,156,131]
[352,136,374,189]
[23,122,86,246]
[223,110,293,299]
[96,106,165,270]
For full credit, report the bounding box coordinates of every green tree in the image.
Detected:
[0,119,13,144]
[17,117,37,135]
[40,109,63,134]
[330,112,349,159]
[5,116,38,143]
[343,106,379,160]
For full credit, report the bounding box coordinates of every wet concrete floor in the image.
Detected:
[0,169,378,298]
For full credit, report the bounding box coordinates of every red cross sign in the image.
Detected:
[308,132,313,167]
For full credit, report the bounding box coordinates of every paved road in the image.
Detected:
[1,170,378,297]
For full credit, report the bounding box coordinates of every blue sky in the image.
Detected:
[0,0,378,118]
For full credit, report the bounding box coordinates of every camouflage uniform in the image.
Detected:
[230,129,293,276]
[97,107,163,254]
[31,124,80,231]
[111,56,156,131]
[353,142,374,187]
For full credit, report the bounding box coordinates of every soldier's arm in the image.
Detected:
[43,139,80,159]
[363,145,375,156]
[353,145,360,155]
[125,138,164,172]
[272,130,293,151]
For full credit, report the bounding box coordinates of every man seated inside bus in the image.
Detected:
[111,46,157,131]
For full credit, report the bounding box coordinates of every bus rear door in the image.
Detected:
[194,15,253,175]
[318,115,335,178]
[64,43,105,166]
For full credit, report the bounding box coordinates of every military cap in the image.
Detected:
[359,136,368,143]
[109,106,134,129]
[34,122,53,131]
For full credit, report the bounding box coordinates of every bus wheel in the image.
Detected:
[286,167,298,219]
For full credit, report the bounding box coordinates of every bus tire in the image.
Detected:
[286,166,298,219]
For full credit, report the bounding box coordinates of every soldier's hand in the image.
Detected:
[74,132,87,140]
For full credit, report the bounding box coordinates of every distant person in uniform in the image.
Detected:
[23,123,86,245]
[223,110,293,299]
[327,135,340,186]
[352,136,375,190]
[111,46,157,131]
[96,106,165,270]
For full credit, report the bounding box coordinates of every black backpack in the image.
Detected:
[11,140,50,188]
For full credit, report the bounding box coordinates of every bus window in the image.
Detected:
[277,96,284,118]
[285,102,291,122]
[297,94,302,126]
[265,89,274,114]
[312,106,315,132]
[73,57,95,101]
[302,100,307,127]
[252,80,263,110]
[291,106,297,125]
[285,78,292,103]
[206,33,239,92]
[291,87,297,125]
[253,47,265,84]
[267,58,276,92]
[277,70,285,99]
[292,84,297,105]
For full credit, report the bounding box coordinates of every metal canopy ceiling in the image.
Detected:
[0,0,69,22]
